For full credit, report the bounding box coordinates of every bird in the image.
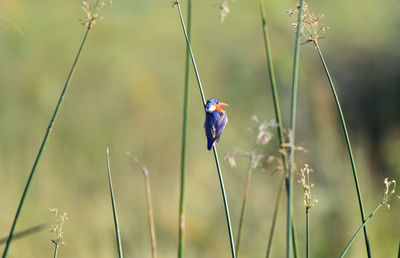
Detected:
[204,98,229,150]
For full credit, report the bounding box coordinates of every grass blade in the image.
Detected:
[287,0,305,257]
[314,41,371,257]
[106,148,124,258]
[178,0,192,257]
[174,1,236,257]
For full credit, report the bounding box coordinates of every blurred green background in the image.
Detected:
[0,0,399,257]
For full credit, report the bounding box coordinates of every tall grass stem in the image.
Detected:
[175,1,236,257]
[53,244,59,258]
[265,175,285,258]
[106,148,124,258]
[259,1,299,256]
[287,0,304,257]
[1,22,94,258]
[339,203,382,257]
[306,208,310,258]
[178,0,192,257]
[314,42,371,257]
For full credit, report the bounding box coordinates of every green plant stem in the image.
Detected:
[259,1,298,256]
[291,216,298,258]
[53,244,59,258]
[306,208,310,258]
[128,155,157,258]
[106,148,124,258]
[178,0,192,257]
[287,1,304,257]
[175,1,236,257]
[235,159,254,256]
[314,41,371,257]
[2,24,93,258]
[339,203,382,258]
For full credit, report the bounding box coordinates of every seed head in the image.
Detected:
[298,164,318,209]
[382,178,397,209]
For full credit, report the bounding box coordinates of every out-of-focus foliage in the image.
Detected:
[0,0,399,257]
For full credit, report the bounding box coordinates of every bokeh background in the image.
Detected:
[0,0,399,257]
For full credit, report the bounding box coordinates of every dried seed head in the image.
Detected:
[220,0,230,22]
[287,1,327,44]
[298,164,318,209]
[382,178,397,209]
[50,208,68,247]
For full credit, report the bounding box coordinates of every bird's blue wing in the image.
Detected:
[204,113,216,150]
[214,112,227,142]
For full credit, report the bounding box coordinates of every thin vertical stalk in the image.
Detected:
[128,155,157,258]
[175,1,236,257]
[314,42,371,257]
[259,1,298,257]
[291,215,299,258]
[306,208,310,258]
[287,1,304,257]
[178,0,192,257]
[106,148,124,258]
[53,244,59,258]
[235,160,253,256]
[2,16,96,258]
[339,203,382,258]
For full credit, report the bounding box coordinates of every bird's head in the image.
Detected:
[205,98,229,113]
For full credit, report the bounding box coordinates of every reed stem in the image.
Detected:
[306,207,310,258]
[287,0,304,257]
[178,0,192,257]
[235,159,253,256]
[1,15,95,258]
[339,203,382,258]
[53,244,59,258]
[314,41,371,257]
[175,1,236,257]
[106,148,124,258]
[259,1,298,256]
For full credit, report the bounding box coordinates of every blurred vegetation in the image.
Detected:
[0,0,399,257]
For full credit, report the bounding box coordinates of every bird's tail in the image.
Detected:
[207,138,214,150]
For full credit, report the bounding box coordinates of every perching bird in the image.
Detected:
[204,98,229,150]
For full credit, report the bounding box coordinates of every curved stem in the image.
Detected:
[314,42,371,257]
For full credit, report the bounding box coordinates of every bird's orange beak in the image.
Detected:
[214,102,229,112]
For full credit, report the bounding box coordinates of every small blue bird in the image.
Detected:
[204,98,229,150]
